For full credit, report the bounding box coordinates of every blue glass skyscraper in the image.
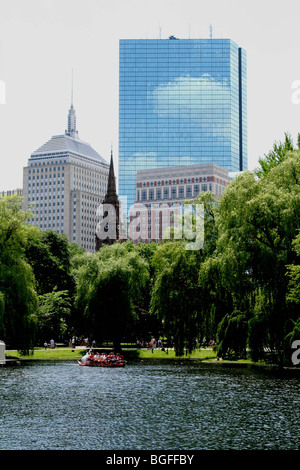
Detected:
[119,38,247,210]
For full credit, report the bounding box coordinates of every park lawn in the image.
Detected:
[123,348,255,363]
[7,346,252,363]
[129,348,218,361]
[6,347,218,361]
[6,347,83,361]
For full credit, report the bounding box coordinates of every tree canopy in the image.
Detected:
[0,133,299,365]
[0,196,38,352]
[74,243,149,350]
[255,132,300,177]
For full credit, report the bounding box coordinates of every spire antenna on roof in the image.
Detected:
[71,68,74,109]
[66,69,78,138]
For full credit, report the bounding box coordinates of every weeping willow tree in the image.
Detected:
[75,243,149,350]
[0,196,38,353]
[37,289,72,343]
[284,231,300,361]
[205,152,300,363]
[150,242,201,356]
[286,232,300,306]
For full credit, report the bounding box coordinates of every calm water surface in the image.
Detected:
[0,360,299,450]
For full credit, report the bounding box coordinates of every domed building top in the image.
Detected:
[30,77,108,168]
[31,133,108,167]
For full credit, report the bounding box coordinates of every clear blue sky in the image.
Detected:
[1,0,300,190]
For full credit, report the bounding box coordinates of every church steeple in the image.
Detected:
[105,148,117,202]
[65,69,78,138]
[95,146,127,250]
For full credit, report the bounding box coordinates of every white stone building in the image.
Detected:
[22,102,109,253]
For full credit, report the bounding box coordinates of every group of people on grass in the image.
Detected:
[136,338,163,349]
[44,339,56,350]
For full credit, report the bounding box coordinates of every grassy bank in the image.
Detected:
[6,346,219,361]
[6,347,83,361]
[6,347,296,369]
[5,346,239,362]
[126,348,217,361]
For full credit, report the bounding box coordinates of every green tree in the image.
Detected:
[75,243,149,350]
[216,310,248,358]
[284,232,300,363]
[210,152,300,362]
[0,196,38,352]
[133,242,160,340]
[25,229,75,296]
[37,289,72,342]
[255,132,299,178]
[150,242,201,356]
[286,232,300,305]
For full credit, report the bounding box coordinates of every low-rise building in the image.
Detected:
[130,163,231,243]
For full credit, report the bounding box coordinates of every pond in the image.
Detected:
[0,360,299,450]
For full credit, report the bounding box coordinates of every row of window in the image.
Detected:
[138,176,223,186]
[29,166,64,173]
[29,182,64,188]
[73,167,107,179]
[28,194,64,201]
[29,173,64,179]
[137,183,218,202]
[31,215,64,220]
[28,158,109,181]
[31,201,64,207]
[120,55,235,62]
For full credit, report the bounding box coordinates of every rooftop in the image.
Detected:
[31,134,108,166]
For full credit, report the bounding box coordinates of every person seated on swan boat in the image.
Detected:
[80,351,91,363]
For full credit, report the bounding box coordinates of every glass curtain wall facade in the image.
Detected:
[119,38,247,210]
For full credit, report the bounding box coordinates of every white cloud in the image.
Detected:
[152,74,230,120]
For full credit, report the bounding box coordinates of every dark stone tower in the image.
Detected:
[95,150,126,250]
